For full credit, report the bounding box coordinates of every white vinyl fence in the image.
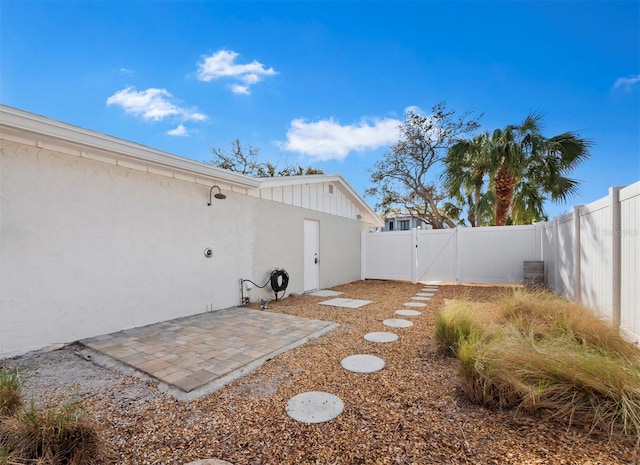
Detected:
[362,224,542,285]
[362,181,640,343]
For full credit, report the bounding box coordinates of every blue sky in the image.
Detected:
[2,1,638,220]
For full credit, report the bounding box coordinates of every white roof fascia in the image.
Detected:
[256,174,384,227]
[0,104,259,189]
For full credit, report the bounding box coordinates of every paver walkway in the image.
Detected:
[81,308,337,396]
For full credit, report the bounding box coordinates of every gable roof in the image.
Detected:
[0,104,383,226]
[255,175,383,227]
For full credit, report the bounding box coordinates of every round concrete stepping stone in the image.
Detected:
[411,296,431,301]
[184,460,233,465]
[364,331,399,343]
[395,309,422,317]
[416,292,434,297]
[404,302,427,307]
[286,391,344,423]
[383,318,414,328]
[341,354,385,373]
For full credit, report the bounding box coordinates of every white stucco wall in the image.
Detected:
[1,141,257,356]
[0,140,366,357]
[247,199,362,302]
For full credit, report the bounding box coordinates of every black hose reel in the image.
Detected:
[240,268,289,306]
[270,269,289,301]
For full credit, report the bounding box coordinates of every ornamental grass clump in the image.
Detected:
[436,289,640,445]
[0,367,104,465]
[434,299,500,357]
[495,288,638,360]
[0,367,23,417]
[0,401,103,465]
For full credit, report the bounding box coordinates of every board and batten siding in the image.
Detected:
[248,182,362,222]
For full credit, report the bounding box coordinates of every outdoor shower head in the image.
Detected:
[207,185,227,205]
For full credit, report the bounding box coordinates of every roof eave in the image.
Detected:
[0,104,259,189]
[257,174,384,227]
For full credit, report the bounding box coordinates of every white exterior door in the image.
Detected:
[304,219,320,292]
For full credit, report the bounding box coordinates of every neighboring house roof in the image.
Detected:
[0,104,383,227]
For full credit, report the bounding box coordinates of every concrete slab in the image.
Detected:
[306,289,343,297]
[404,302,427,308]
[411,296,431,301]
[416,292,434,297]
[364,332,399,343]
[341,354,385,373]
[286,391,344,423]
[383,319,414,328]
[81,308,338,400]
[395,309,422,317]
[319,298,372,308]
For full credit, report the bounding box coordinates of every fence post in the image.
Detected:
[411,227,418,284]
[573,205,582,302]
[360,231,367,281]
[455,228,462,284]
[553,217,560,292]
[610,186,623,328]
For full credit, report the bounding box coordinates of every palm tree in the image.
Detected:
[446,114,592,226]
[444,133,494,226]
[488,113,591,226]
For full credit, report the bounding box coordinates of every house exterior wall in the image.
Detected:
[247,200,362,301]
[382,216,425,232]
[0,140,367,357]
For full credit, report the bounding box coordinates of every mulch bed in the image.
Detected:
[9,280,639,464]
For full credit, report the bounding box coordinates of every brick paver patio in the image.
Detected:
[81,307,337,395]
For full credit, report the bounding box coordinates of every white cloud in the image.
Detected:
[231,84,250,95]
[167,124,188,137]
[196,50,277,94]
[106,86,207,122]
[613,74,640,91]
[119,68,134,74]
[404,105,425,115]
[284,117,401,161]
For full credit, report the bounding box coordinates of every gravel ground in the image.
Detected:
[2,280,637,465]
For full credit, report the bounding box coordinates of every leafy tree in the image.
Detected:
[366,102,481,229]
[209,139,323,177]
[446,114,592,226]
